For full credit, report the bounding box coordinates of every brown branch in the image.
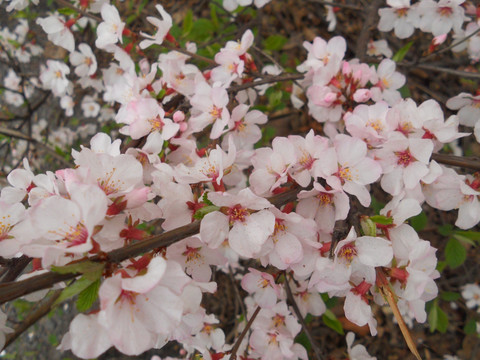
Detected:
[0,186,305,304]
[3,289,63,349]
[306,0,363,11]
[162,43,216,65]
[432,153,480,171]
[229,306,261,360]
[0,256,31,283]
[354,0,383,62]
[228,73,305,93]
[285,274,323,360]
[400,62,480,80]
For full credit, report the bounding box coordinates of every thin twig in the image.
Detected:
[421,26,480,62]
[400,62,480,80]
[3,289,63,349]
[307,0,363,11]
[355,0,383,62]
[230,306,261,360]
[54,0,102,22]
[162,43,216,65]
[285,275,323,360]
[228,73,304,92]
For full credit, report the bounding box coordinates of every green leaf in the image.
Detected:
[409,211,427,231]
[464,319,478,335]
[438,224,454,236]
[76,279,101,312]
[398,84,411,98]
[210,4,219,29]
[48,334,59,346]
[445,237,467,269]
[294,331,311,351]
[54,276,96,306]
[51,261,104,281]
[393,41,414,62]
[268,90,283,109]
[255,126,276,148]
[193,205,221,220]
[369,215,393,225]
[436,260,447,273]
[263,35,288,51]
[322,310,344,335]
[453,234,476,246]
[454,230,480,241]
[183,9,193,35]
[57,7,78,16]
[370,196,384,215]
[440,291,460,302]
[126,14,138,25]
[428,303,448,333]
[189,19,215,42]
[202,192,214,206]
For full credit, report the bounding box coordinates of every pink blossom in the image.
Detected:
[241,268,281,308]
[199,188,275,257]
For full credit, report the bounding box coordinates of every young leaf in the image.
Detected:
[445,237,467,269]
[409,211,427,231]
[428,302,449,333]
[369,215,393,225]
[263,35,288,51]
[440,291,460,302]
[322,310,344,335]
[54,276,95,306]
[393,41,414,62]
[193,205,221,220]
[51,261,104,281]
[76,279,101,312]
[183,9,193,35]
[464,319,478,335]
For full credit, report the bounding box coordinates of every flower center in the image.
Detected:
[338,243,357,263]
[228,204,249,223]
[182,246,203,263]
[395,149,415,167]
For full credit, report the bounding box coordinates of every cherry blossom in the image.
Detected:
[378,0,420,39]
[96,3,125,49]
[36,14,75,53]
[70,43,97,77]
[139,4,172,49]
[199,188,275,257]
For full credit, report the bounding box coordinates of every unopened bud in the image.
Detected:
[360,216,377,237]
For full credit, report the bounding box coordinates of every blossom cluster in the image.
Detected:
[0,0,479,359]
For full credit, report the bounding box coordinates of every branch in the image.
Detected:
[285,275,323,360]
[0,256,31,283]
[228,73,305,92]
[0,186,305,304]
[432,153,480,171]
[3,289,63,349]
[354,0,383,62]
[421,26,480,62]
[400,62,480,80]
[229,306,261,360]
[306,0,363,11]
